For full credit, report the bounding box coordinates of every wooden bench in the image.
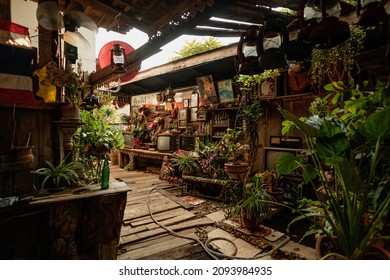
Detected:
[181,175,239,201]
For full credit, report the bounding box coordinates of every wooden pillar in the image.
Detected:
[0,0,10,21]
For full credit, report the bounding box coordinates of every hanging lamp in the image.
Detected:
[111,43,127,74]
[257,14,289,70]
[236,25,262,74]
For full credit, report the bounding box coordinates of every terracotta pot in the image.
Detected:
[132,138,143,149]
[241,211,262,231]
[224,162,248,180]
[61,105,80,121]
[14,146,35,167]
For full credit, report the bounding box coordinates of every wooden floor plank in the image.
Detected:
[118,233,197,260]
[128,207,190,227]
[123,200,181,221]
[121,217,215,245]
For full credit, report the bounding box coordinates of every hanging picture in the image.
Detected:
[183,99,189,108]
[190,92,198,107]
[196,75,219,105]
[259,77,278,99]
[217,79,235,103]
[190,107,197,122]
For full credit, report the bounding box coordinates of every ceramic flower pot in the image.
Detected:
[224,162,248,180]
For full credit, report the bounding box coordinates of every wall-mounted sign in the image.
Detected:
[131,93,158,106]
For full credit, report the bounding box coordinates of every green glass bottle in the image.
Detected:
[101,156,110,189]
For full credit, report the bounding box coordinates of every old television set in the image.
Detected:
[263,147,308,172]
[178,135,204,152]
[157,134,176,153]
[122,131,132,147]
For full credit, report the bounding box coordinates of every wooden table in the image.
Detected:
[119,148,173,174]
[0,181,130,259]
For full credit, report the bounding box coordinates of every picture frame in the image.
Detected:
[183,99,189,108]
[259,76,278,99]
[178,108,188,121]
[190,107,197,122]
[190,92,198,107]
[196,75,219,105]
[217,79,235,103]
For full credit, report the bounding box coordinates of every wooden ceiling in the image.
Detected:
[45,0,300,37]
[31,0,363,86]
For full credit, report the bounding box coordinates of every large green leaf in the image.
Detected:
[333,156,366,194]
[279,108,321,137]
[316,134,350,166]
[360,107,390,140]
[275,152,303,176]
[320,119,345,138]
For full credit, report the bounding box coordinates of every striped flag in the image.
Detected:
[0,19,35,105]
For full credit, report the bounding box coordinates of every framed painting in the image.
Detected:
[217,79,235,103]
[259,77,278,99]
[190,107,197,122]
[183,99,189,108]
[196,75,218,105]
[190,92,198,107]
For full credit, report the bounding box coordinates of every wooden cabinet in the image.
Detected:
[209,108,237,140]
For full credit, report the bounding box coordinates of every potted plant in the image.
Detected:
[45,60,88,120]
[277,80,390,259]
[31,160,79,192]
[171,150,200,176]
[258,170,285,203]
[218,128,249,180]
[234,173,275,231]
[73,109,124,156]
[130,123,149,148]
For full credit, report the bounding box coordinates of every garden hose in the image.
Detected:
[147,183,290,260]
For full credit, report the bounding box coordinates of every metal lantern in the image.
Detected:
[111,43,127,73]
[257,14,289,70]
[236,25,261,74]
[297,0,350,49]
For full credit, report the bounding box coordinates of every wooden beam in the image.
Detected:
[90,0,235,86]
[129,43,237,84]
[82,0,149,32]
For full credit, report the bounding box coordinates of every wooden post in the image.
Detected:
[0,0,10,21]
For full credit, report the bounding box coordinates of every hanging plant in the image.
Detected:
[310,24,367,94]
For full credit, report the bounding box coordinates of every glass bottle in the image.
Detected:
[101,156,110,189]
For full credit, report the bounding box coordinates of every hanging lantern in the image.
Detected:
[111,43,127,73]
[236,25,261,74]
[297,0,350,49]
[357,0,388,50]
[257,14,289,70]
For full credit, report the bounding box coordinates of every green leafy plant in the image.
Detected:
[73,109,124,153]
[217,128,248,164]
[31,160,79,190]
[277,81,390,259]
[310,24,367,93]
[234,173,275,228]
[171,150,200,175]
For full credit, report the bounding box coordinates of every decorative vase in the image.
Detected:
[132,138,143,149]
[14,146,35,168]
[224,162,248,180]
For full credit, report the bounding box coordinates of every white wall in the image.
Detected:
[10,0,96,73]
